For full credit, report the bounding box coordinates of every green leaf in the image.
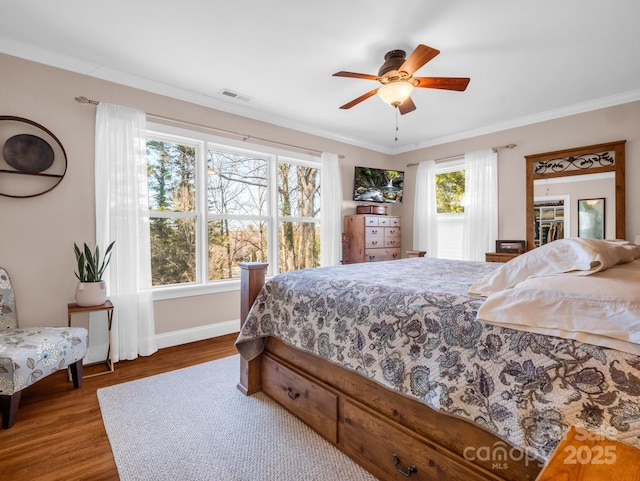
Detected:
[73,241,115,282]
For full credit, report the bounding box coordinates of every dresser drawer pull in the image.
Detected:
[287,387,300,400]
[393,454,417,477]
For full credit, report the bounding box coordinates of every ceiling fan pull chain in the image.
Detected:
[395,107,399,142]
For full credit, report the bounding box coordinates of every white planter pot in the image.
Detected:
[75,281,107,307]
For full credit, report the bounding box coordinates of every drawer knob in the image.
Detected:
[393,454,417,477]
[287,387,300,400]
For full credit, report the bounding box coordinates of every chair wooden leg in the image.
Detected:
[1,391,22,429]
[69,359,84,388]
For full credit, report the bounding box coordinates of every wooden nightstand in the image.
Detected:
[406,250,426,258]
[535,425,640,481]
[485,252,521,263]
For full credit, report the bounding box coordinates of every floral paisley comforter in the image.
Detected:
[235,257,640,461]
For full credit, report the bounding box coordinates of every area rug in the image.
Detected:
[97,354,378,481]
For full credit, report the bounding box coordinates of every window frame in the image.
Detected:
[434,158,466,260]
[435,157,465,214]
[146,122,321,301]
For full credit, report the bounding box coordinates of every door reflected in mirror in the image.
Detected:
[533,197,568,247]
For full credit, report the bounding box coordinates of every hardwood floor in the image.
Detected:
[0,333,238,481]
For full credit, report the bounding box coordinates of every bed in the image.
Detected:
[235,238,640,481]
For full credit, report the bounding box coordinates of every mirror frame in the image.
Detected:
[525,140,626,250]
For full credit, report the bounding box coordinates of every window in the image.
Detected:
[146,124,321,296]
[435,159,465,260]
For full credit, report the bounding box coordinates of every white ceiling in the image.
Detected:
[2,0,640,154]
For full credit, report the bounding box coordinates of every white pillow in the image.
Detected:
[468,238,640,296]
[476,260,640,356]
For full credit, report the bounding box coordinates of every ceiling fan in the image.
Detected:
[333,44,470,115]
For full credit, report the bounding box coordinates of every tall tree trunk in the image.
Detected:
[279,164,295,272]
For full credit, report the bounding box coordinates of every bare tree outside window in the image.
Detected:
[146,132,322,288]
[207,149,268,280]
[278,162,320,273]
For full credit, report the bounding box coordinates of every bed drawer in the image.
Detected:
[341,400,495,481]
[365,248,400,261]
[262,355,338,443]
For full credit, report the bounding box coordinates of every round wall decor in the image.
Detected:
[0,116,67,198]
[4,134,55,173]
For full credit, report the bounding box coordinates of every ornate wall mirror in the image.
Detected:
[525,140,625,250]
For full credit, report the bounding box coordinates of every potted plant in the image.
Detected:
[73,241,115,307]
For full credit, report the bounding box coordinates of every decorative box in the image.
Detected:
[356,205,387,215]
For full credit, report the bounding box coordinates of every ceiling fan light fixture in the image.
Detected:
[377,81,414,107]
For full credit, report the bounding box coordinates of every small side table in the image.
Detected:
[485,252,521,263]
[535,425,640,480]
[68,300,115,378]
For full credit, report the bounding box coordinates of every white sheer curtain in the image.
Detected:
[413,160,438,257]
[320,152,342,266]
[95,103,157,361]
[462,149,498,261]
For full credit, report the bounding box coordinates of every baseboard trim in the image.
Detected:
[155,320,240,349]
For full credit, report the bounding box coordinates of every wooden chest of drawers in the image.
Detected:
[343,214,401,263]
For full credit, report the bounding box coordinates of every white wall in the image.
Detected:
[0,53,391,346]
[2,52,639,349]
[396,102,640,253]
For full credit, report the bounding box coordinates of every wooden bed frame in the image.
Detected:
[237,262,542,481]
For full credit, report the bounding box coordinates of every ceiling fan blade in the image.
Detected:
[414,77,470,91]
[333,71,380,81]
[399,44,440,76]
[398,97,416,115]
[339,89,379,109]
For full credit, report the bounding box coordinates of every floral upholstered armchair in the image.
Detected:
[0,267,88,428]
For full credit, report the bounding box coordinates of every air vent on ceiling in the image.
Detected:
[219,89,252,102]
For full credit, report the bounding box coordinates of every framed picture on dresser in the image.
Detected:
[495,239,526,253]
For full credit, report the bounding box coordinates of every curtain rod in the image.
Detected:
[406,143,517,167]
[75,96,344,159]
